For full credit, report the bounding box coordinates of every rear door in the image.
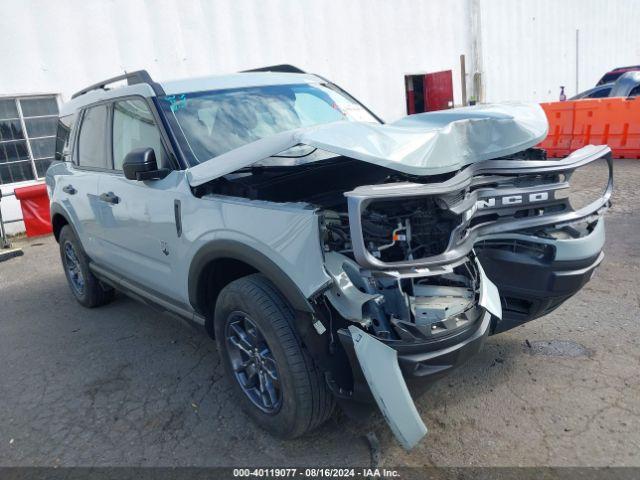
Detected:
[93,97,186,302]
[63,104,110,259]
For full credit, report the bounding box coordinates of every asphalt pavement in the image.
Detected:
[1,160,638,467]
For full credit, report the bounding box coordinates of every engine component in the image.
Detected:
[360,197,461,263]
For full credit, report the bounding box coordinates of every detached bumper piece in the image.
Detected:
[347,326,429,450]
[340,310,492,450]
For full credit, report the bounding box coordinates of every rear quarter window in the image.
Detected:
[55,113,77,161]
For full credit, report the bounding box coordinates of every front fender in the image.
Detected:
[188,239,317,314]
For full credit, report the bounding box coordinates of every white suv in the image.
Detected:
[47,65,611,448]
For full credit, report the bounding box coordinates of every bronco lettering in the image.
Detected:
[477,191,549,209]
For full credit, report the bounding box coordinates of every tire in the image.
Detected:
[214,274,334,438]
[58,225,114,308]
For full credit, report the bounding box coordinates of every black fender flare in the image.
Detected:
[50,202,77,242]
[188,239,315,315]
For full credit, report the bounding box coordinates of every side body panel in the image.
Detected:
[47,161,102,257]
[93,170,190,302]
[52,159,332,314]
[181,194,332,304]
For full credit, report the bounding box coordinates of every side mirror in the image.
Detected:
[122,147,168,181]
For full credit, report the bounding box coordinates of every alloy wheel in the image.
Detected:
[63,241,85,296]
[225,312,282,413]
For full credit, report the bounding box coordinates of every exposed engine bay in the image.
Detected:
[322,250,485,341]
[194,139,611,450]
[197,143,611,344]
[323,197,461,263]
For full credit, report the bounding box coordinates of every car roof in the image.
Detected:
[597,65,640,85]
[160,72,322,95]
[60,71,322,116]
[610,71,640,96]
[608,65,640,73]
[572,71,640,100]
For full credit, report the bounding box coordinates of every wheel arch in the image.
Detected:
[188,240,315,334]
[50,203,74,242]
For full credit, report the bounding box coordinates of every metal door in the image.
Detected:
[423,70,454,111]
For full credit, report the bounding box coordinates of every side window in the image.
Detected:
[112,99,166,171]
[77,105,109,169]
[587,87,611,99]
[628,85,640,97]
[54,113,76,161]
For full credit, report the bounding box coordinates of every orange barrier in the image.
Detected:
[538,101,575,157]
[538,97,640,159]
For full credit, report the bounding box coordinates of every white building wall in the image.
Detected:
[3,0,638,122]
[479,0,640,102]
[1,0,638,234]
[0,0,471,122]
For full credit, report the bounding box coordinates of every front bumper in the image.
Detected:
[337,308,491,404]
[397,310,492,380]
[476,219,606,334]
[325,145,611,449]
[335,309,491,450]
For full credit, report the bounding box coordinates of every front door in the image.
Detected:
[93,98,186,302]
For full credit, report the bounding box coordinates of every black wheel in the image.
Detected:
[58,225,114,308]
[215,274,334,438]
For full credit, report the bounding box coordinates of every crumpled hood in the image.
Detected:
[186,102,548,187]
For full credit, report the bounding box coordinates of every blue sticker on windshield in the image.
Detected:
[166,94,187,112]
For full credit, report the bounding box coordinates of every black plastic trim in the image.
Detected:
[72,70,165,99]
[174,200,182,237]
[476,246,604,334]
[89,262,205,326]
[188,240,315,315]
[337,310,491,404]
[241,64,306,74]
[49,203,75,242]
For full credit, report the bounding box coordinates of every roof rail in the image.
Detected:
[71,70,165,99]
[241,64,306,74]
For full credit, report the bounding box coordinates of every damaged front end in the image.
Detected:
[314,144,611,449]
[324,252,499,449]
[184,101,611,449]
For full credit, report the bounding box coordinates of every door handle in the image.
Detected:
[99,192,120,204]
[62,185,77,195]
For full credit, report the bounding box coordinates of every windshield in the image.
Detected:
[157,83,379,165]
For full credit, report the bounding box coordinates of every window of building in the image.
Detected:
[0,95,60,184]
